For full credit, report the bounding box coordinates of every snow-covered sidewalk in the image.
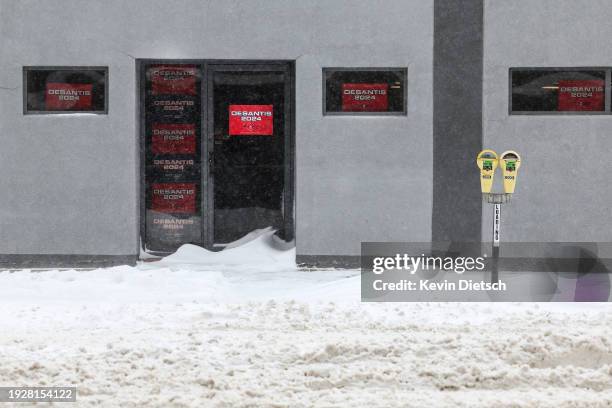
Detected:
[0,230,611,407]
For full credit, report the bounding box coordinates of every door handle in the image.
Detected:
[208,151,214,176]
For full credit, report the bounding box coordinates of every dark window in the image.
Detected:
[324,68,407,115]
[510,68,609,114]
[24,67,108,114]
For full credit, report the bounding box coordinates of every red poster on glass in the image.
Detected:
[153,158,196,174]
[150,65,197,96]
[342,83,388,112]
[151,123,196,154]
[151,183,196,214]
[45,83,93,110]
[229,105,273,136]
[557,80,604,111]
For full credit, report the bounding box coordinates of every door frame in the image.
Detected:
[137,59,295,255]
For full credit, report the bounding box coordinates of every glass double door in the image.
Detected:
[140,61,293,254]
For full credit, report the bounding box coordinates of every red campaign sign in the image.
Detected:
[342,83,389,112]
[229,105,273,136]
[150,65,197,96]
[151,123,196,154]
[152,158,195,174]
[557,79,604,111]
[151,214,197,233]
[151,183,196,214]
[45,82,93,110]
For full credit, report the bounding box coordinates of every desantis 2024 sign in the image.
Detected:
[557,80,604,111]
[229,105,273,136]
[342,83,388,112]
[151,123,196,155]
[151,183,196,214]
[150,65,197,96]
[45,83,93,110]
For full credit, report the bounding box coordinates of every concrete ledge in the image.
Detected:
[296,255,361,269]
[0,255,138,269]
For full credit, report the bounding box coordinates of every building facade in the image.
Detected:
[0,0,607,268]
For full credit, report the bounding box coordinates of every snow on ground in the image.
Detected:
[0,228,611,407]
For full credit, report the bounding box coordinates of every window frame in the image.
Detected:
[322,67,408,116]
[23,66,109,115]
[509,67,612,116]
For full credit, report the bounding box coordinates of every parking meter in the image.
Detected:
[476,149,521,285]
[476,149,498,193]
[499,151,521,194]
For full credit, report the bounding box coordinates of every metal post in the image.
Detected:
[492,203,501,283]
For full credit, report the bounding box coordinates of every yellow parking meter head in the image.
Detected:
[476,149,498,193]
[500,150,521,194]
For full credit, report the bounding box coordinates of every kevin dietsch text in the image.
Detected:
[372,279,507,292]
[370,253,507,292]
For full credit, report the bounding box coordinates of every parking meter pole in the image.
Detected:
[492,203,501,283]
[477,149,520,285]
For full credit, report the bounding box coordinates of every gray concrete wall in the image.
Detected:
[296,3,433,256]
[0,0,433,258]
[483,0,612,250]
[432,0,483,245]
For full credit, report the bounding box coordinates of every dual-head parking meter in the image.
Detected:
[477,150,521,196]
[476,149,522,282]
